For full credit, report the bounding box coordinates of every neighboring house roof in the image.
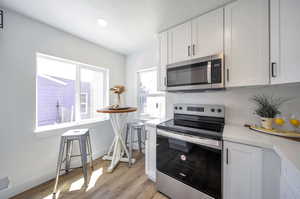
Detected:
[39,74,67,86]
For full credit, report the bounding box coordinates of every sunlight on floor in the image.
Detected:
[69,177,84,191]
[43,190,60,199]
[86,167,103,191]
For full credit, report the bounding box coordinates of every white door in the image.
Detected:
[145,126,156,182]
[224,0,269,87]
[158,31,168,91]
[270,0,300,84]
[168,22,192,64]
[223,141,263,199]
[192,8,224,58]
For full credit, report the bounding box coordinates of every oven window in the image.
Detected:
[157,135,221,199]
[167,62,208,87]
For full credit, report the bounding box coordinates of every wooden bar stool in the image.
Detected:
[53,129,93,196]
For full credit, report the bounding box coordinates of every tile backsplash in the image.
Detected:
[166,83,300,128]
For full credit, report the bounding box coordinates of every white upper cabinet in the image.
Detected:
[158,31,168,91]
[168,22,192,64]
[270,0,300,84]
[224,0,269,87]
[223,141,263,199]
[192,8,224,58]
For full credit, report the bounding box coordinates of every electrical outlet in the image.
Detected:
[0,177,9,191]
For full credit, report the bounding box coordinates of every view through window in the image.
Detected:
[137,68,165,119]
[36,54,108,129]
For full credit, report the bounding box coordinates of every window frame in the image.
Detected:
[35,53,109,132]
[80,92,89,115]
[137,67,165,119]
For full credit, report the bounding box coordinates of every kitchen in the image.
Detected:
[0,0,300,199]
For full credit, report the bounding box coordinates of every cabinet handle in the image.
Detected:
[227,69,230,82]
[164,77,167,86]
[226,148,229,165]
[188,46,191,56]
[192,44,195,56]
[271,62,277,78]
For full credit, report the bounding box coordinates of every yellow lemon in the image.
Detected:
[274,118,285,126]
[290,119,300,127]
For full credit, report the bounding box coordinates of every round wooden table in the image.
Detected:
[97,107,137,172]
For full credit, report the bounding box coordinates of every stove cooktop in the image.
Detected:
[157,119,224,140]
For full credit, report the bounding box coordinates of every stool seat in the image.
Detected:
[62,129,89,137]
[128,122,145,128]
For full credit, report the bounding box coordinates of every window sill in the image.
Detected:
[34,118,109,134]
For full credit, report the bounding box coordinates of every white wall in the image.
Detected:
[126,46,300,127]
[125,41,158,117]
[0,9,125,198]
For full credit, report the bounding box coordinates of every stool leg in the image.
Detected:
[53,137,66,195]
[65,140,73,173]
[137,128,142,152]
[79,136,88,187]
[125,124,129,146]
[129,127,133,167]
[87,134,94,170]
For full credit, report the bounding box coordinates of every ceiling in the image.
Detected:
[0,0,232,55]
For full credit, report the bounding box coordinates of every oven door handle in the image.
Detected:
[157,129,222,150]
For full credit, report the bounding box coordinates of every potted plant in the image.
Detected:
[250,94,288,130]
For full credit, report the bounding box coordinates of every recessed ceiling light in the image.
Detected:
[97,18,108,27]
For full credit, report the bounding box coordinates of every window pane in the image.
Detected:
[137,69,165,119]
[138,70,158,95]
[37,56,76,127]
[139,95,165,119]
[80,68,105,120]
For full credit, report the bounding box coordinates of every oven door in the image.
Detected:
[167,59,212,91]
[156,129,222,199]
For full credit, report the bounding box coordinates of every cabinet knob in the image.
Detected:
[192,44,195,56]
[271,62,277,78]
[227,69,230,82]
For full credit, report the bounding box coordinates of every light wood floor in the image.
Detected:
[11,153,167,199]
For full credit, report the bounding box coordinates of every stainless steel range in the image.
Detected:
[156,104,225,199]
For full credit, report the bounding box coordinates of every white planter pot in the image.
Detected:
[261,117,273,130]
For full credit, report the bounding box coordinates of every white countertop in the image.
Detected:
[223,124,300,172]
[145,118,166,128]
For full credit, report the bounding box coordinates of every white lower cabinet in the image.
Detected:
[145,125,156,182]
[223,141,263,199]
[280,158,300,199]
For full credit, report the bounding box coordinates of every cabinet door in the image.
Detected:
[224,0,269,87]
[192,8,224,58]
[270,0,300,84]
[158,31,168,91]
[168,21,192,64]
[223,141,263,199]
[145,126,156,182]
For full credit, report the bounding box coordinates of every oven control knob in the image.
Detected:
[211,108,215,112]
[174,106,178,110]
[179,107,183,110]
[180,154,186,161]
[217,109,222,113]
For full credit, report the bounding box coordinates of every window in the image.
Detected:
[137,68,165,119]
[80,93,88,115]
[36,53,108,130]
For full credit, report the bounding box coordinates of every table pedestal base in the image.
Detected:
[102,155,136,172]
[103,113,134,172]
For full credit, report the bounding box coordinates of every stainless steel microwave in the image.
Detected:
[166,54,224,92]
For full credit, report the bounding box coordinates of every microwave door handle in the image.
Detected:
[207,61,211,83]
